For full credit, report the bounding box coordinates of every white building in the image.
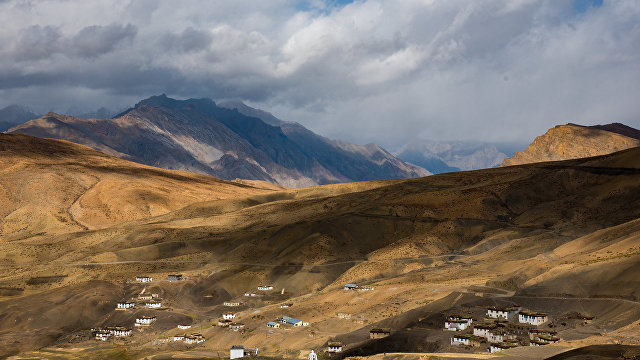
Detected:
[308,350,318,360]
[116,302,135,310]
[223,312,237,320]
[258,285,273,291]
[145,301,162,308]
[486,305,521,320]
[136,276,152,283]
[224,301,241,307]
[444,315,472,331]
[230,323,245,331]
[280,303,293,308]
[473,324,496,338]
[135,316,157,326]
[487,331,516,344]
[108,327,132,337]
[244,292,257,297]
[178,324,191,330]
[184,334,205,344]
[519,311,548,325]
[327,342,343,353]
[173,335,185,341]
[94,330,111,341]
[344,284,358,290]
[230,345,258,359]
[267,321,280,328]
[489,342,517,353]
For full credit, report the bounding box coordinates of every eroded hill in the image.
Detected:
[501,123,640,167]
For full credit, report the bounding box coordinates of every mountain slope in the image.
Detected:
[9,95,429,187]
[0,133,274,235]
[501,123,640,167]
[0,105,39,132]
[1,145,640,357]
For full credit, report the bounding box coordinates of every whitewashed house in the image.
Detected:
[451,334,482,347]
[167,274,183,281]
[224,301,241,307]
[136,276,152,283]
[327,342,343,353]
[445,320,470,331]
[473,325,494,338]
[344,284,358,290]
[223,312,237,320]
[107,327,132,337]
[244,292,257,297]
[519,311,548,325]
[173,335,185,341]
[258,285,273,291]
[116,302,135,310]
[489,342,517,353]
[487,331,516,344]
[486,305,521,320]
[177,324,191,330]
[184,333,205,344]
[135,316,157,326]
[230,345,258,359]
[230,323,245,331]
[94,330,111,341]
[145,301,162,308]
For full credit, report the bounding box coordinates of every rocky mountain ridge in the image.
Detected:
[9,95,429,187]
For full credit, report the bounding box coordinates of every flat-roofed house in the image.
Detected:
[473,323,496,338]
[167,274,183,281]
[136,276,152,283]
[327,342,343,353]
[258,285,273,291]
[451,334,483,347]
[218,319,233,327]
[223,312,237,320]
[369,328,391,339]
[225,301,241,307]
[145,301,162,309]
[487,305,521,320]
[489,342,518,353]
[244,292,257,297]
[230,345,258,359]
[135,316,156,326]
[106,327,132,337]
[518,311,548,325]
[174,335,185,341]
[116,301,135,310]
[178,324,191,330]
[344,284,358,290]
[94,329,111,341]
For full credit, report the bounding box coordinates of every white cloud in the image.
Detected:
[0,0,638,147]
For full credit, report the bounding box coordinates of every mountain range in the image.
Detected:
[0,105,39,132]
[394,140,515,174]
[8,95,429,187]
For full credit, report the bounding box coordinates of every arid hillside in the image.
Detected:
[1,137,640,358]
[0,133,275,236]
[501,123,640,167]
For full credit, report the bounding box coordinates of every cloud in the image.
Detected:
[0,0,638,148]
[70,23,137,58]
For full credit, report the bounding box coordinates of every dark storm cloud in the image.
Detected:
[0,0,638,147]
[70,23,137,58]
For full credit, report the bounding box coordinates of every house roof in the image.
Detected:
[231,345,245,349]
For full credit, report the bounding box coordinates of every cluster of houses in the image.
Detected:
[446,305,562,353]
[173,333,205,345]
[92,327,132,341]
[116,288,165,311]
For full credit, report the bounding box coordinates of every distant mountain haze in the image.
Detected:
[501,123,640,167]
[9,95,429,187]
[0,105,39,132]
[394,139,509,174]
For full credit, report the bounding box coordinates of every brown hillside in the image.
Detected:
[501,123,640,167]
[1,143,640,358]
[0,133,275,235]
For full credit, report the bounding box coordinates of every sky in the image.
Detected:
[0,0,638,148]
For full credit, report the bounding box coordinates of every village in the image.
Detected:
[68,272,600,360]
